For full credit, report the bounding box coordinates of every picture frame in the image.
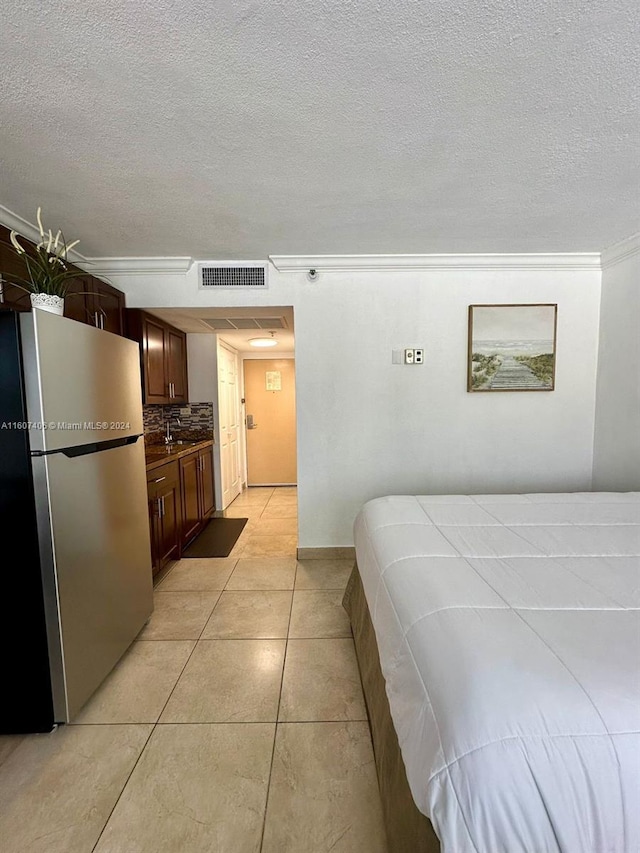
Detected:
[467,304,558,392]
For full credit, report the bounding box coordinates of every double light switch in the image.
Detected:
[404,348,424,364]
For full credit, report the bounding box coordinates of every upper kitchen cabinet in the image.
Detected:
[0,225,37,311]
[126,310,189,405]
[0,225,126,334]
[61,275,125,335]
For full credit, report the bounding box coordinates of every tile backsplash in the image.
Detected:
[143,402,214,445]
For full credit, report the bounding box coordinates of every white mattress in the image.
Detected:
[353,493,640,853]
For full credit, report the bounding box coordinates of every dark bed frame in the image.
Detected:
[343,564,441,853]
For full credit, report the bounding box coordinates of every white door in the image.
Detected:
[217,342,242,508]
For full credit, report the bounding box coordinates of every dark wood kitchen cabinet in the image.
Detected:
[65,276,125,334]
[0,224,39,311]
[147,460,182,576]
[0,224,126,334]
[179,445,215,548]
[126,309,188,404]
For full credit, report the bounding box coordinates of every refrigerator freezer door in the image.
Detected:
[33,438,153,721]
[20,310,144,452]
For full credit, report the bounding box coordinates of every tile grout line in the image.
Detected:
[90,723,156,852]
[258,528,298,853]
[90,578,229,851]
[95,489,297,853]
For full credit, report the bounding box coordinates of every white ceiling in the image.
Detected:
[147,306,295,353]
[0,0,638,258]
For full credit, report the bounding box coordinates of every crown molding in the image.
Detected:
[83,257,194,276]
[0,204,87,264]
[600,233,640,270]
[268,253,602,272]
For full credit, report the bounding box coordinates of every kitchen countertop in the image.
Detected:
[145,438,214,473]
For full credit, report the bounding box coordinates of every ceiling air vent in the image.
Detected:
[198,262,269,289]
[201,316,288,332]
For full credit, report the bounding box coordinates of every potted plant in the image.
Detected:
[1,207,83,315]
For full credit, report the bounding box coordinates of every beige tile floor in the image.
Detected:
[0,487,388,853]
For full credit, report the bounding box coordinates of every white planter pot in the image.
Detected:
[30,293,65,315]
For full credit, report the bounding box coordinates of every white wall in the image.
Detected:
[186,334,217,403]
[117,262,601,546]
[593,240,640,490]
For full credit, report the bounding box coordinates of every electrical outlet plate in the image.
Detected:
[414,349,424,364]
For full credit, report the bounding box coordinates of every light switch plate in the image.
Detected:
[404,348,414,364]
[392,350,403,364]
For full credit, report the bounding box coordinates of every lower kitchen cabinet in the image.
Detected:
[179,446,215,548]
[147,460,182,576]
[180,452,201,547]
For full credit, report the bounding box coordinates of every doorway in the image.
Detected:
[217,341,242,507]
[243,358,297,486]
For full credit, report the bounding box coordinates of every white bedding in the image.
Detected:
[353,493,640,853]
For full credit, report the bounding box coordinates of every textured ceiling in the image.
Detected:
[0,0,638,258]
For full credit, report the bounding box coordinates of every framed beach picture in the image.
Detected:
[467,304,557,392]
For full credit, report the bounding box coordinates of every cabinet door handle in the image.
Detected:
[156,497,162,518]
[160,496,166,517]
[94,311,100,327]
[153,476,166,483]
[100,312,105,330]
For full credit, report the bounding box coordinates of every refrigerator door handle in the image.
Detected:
[33,434,142,459]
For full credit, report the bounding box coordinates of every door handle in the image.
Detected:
[246,414,258,429]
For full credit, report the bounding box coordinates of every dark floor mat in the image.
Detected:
[181,517,248,558]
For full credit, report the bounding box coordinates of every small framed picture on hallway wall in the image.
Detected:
[467,304,558,392]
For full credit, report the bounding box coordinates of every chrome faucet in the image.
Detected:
[165,416,181,444]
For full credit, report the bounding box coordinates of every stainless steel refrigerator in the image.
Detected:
[0,309,153,733]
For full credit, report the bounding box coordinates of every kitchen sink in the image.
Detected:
[167,440,198,446]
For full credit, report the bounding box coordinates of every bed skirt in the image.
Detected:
[343,563,441,853]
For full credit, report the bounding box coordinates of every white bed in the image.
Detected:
[353,492,640,853]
